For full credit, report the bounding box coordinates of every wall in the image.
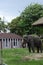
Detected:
[2,38,22,49]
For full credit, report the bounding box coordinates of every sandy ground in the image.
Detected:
[22,53,43,60]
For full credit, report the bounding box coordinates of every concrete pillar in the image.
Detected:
[2,38,5,48]
[7,39,9,48]
[17,39,18,46]
[15,39,16,46]
[11,39,14,48]
[10,39,11,48]
[11,39,12,48]
[5,38,6,48]
[2,38,6,48]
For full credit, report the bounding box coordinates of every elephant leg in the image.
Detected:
[40,48,42,53]
[40,46,42,53]
[37,47,39,53]
[31,42,35,53]
[29,46,31,52]
[32,47,35,53]
[27,43,31,52]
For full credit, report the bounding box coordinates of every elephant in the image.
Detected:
[22,35,42,53]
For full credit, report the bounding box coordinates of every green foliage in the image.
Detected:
[20,4,43,35]
[0,18,7,32]
[8,4,43,36]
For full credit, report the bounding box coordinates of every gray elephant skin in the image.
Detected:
[22,35,42,53]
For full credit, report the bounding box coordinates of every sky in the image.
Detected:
[0,0,43,23]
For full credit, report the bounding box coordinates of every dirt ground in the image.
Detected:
[22,53,43,60]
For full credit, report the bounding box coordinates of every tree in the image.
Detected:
[8,4,43,36]
[0,18,7,32]
[20,4,43,34]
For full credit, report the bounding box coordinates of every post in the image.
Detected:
[0,40,3,65]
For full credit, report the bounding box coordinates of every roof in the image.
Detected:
[0,33,22,39]
[32,17,43,26]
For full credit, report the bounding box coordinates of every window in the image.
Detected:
[14,39,17,46]
[11,39,12,41]
[18,39,19,41]
[14,39,15,46]
[3,39,5,41]
[0,39,2,41]
[9,39,10,42]
[14,41,15,46]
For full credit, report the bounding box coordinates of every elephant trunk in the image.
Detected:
[22,39,26,48]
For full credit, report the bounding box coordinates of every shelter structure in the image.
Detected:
[0,33,22,49]
[32,17,43,38]
[32,17,43,26]
[0,33,23,65]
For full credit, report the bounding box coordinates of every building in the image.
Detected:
[32,17,43,26]
[32,17,43,38]
[0,33,22,49]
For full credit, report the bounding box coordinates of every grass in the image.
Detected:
[0,48,43,65]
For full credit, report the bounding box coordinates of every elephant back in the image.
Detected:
[28,34,41,44]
